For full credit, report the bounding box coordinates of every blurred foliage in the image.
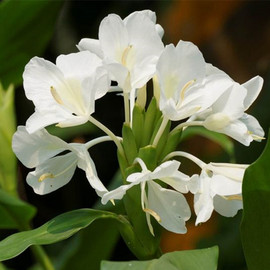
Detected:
[0,0,63,88]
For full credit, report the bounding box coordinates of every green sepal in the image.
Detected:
[132,104,145,148]
[159,128,182,162]
[141,98,159,147]
[122,123,138,165]
[117,150,129,182]
[138,146,158,171]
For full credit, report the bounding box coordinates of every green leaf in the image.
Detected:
[0,0,63,87]
[181,126,234,159]
[101,246,219,270]
[241,131,270,270]
[57,219,119,270]
[0,189,36,229]
[0,209,131,261]
[0,84,17,195]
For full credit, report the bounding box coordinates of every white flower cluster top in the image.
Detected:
[12,10,264,235]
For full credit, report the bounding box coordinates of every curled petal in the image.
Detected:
[26,153,77,195]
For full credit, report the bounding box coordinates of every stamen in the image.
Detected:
[248,131,265,141]
[121,45,133,67]
[222,195,242,201]
[50,86,63,104]
[180,79,196,102]
[38,173,54,182]
[143,208,162,223]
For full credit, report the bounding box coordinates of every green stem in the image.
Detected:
[172,120,204,132]
[88,116,124,155]
[30,246,55,270]
[123,92,130,124]
[20,223,55,270]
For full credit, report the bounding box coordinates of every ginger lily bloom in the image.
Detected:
[192,163,247,225]
[23,51,109,133]
[78,10,164,93]
[155,41,230,122]
[189,68,264,146]
[102,158,193,235]
[12,126,108,196]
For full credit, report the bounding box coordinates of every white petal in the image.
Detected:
[147,181,191,234]
[220,120,252,146]
[211,175,242,196]
[104,62,130,91]
[56,51,102,80]
[242,76,263,110]
[99,14,129,62]
[12,126,68,168]
[26,153,77,195]
[23,57,65,111]
[25,109,72,133]
[211,84,246,119]
[94,66,110,100]
[213,195,242,217]
[77,38,104,58]
[175,40,206,88]
[239,113,264,141]
[125,12,164,64]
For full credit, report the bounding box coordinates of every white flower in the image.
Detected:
[23,51,109,133]
[102,158,193,235]
[191,162,247,225]
[156,41,229,122]
[12,126,108,196]
[78,10,164,92]
[191,65,264,146]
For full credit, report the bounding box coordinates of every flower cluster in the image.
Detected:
[13,10,264,235]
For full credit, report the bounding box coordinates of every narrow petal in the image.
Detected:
[147,181,191,234]
[12,126,68,168]
[101,182,135,205]
[73,145,108,197]
[213,195,242,217]
[242,75,263,110]
[26,153,77,195]
[194,176,214,225]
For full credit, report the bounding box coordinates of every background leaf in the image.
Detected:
[101,246,219,270]
[181,126,234,160]
[241,130,270,270]
[0,189,36,229]
[0,0,63,88]
[0,208,132,262]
